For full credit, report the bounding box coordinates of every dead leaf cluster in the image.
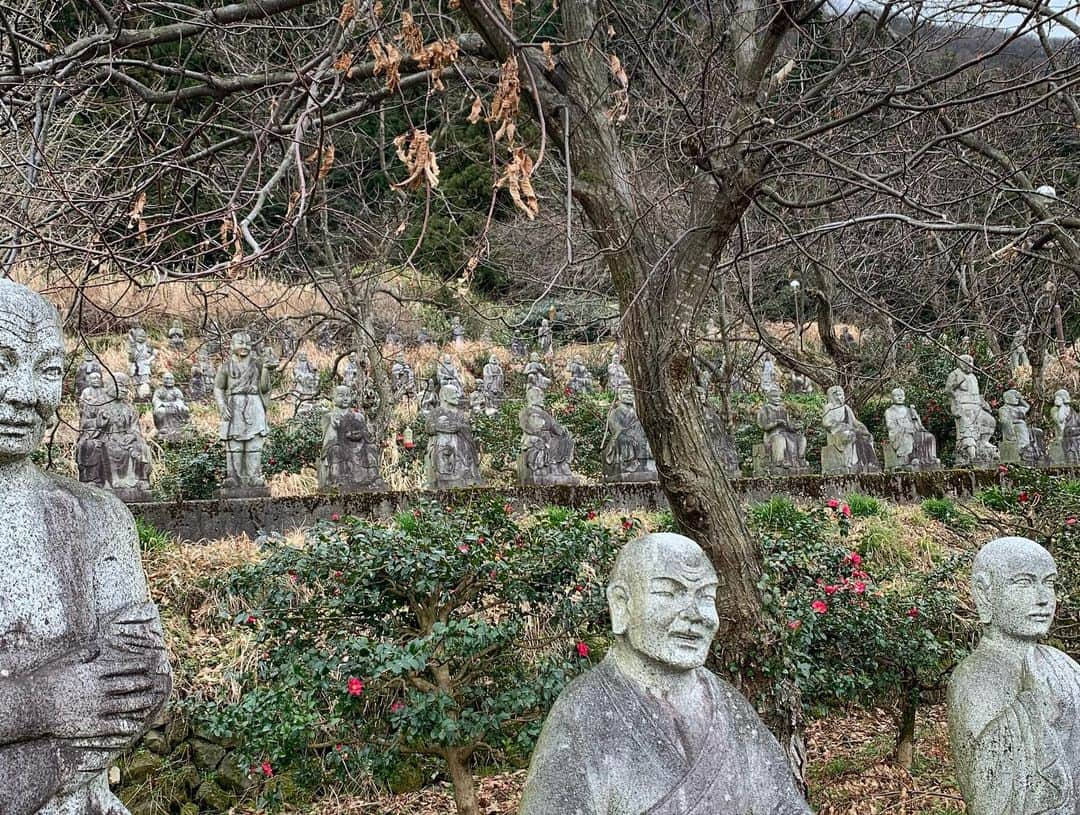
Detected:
[496,146,538,219]
[393,129,440,190]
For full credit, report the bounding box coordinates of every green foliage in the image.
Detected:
[844,493,884,518]
[264,413,325,476]
[920,498,976,532]
[197,499,622,803]
[136,518,173,551]
[857,517,911,570]
[748,496,803,530]
[154,436,226,501]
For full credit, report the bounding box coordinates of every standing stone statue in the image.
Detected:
[606,351,631,392]
[1050,389,1080,466]
[167,319,185,350]
[435,353,462,392]
[565,354,594,394]
[215,332,274,495]
[418,375,440,421]
[520,532,811,815]
[128,326,157,401]
[451,315,466,349]
[392,353,417,399]
[884,387,940,471]
[948,537,1080,815]
[821,385,881,475]
[188,347,215,401]
[341,352,359,389]
[601,388,657,482]
[946,355,999,467]
[788,371,815,395]
[292,352,320,413]
[152,372,192,443]
[74,350,101,398]
[703,403,743,478]
[510,331,527,359]
[517,386,579,486]
[424,384,484,489]
[0,279,171,815]
[524,352,552,391]
[998,389,1048,466]
[754,389,810,476]
[482,354,505,408]
[1009,326,1030,370]
[537,318,553,358]
[760,351,779,393]
[279,324,298,359]
[87,373,153,501]
[469,388,487,416]
[76,370,112,487]
[318,386,386,491]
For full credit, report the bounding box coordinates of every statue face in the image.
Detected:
[231,334,251,357]
[828,386,845,405]
[530,352,540,363]
[134,328,146,342]
[333,386,351,408]
[891,388,905,404]
[163,373,175,387]
[1054,390,1069,407]
[88,371,102,388]
[1004,389,1020,405]
[619,388,634,405]
[959,354,973,373]
[441,385,461,407]
[973,538,1057,640]
[0,283,64,463]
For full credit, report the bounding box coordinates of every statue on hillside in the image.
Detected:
[152,372,191,443]
[998,389,1048,466]
[436,353,463,392]
[948,537,1080,815]
[538,318,553,358]
[703,403,742,478]
[518,386,579,486]
[392,353,417,399]
[292,352,320,413]
[884,387,940,471]
[1050,389,1080,466]
[0,279,171,815]
[510,331,527,359]
[524,352,552,391]
[128,326,157,401]
[482,354,505,408]
[820,385,881,475]
[167,319,185,350]
[946,355,999,467]
[451,315,465,348]
[318,386,386,491]
[754,389,809,476]
[606,351,631,392]
[417,326,432,346]
[601,388,657,482]
[566,354,594,394]
[76,370,112,487]
[215,331,274,495]
[74,350,101,398]
[418,375,439,421]
[78,372,153,501]
[341,352,358,389]
[189,347,215,401]
[1009,326,1030,370]
[520,532,811,815]
[424,384,484,489]
[760,351,778,393]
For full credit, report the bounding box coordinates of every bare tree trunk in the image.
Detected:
[444,747,479,815]
[894,690,918,771]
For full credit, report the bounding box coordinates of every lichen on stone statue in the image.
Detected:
[0,279,172,814]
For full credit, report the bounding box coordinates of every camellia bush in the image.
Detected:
[198,499,620,815]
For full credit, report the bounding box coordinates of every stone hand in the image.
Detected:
[1020,653,1064,726]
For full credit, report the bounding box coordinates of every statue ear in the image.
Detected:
[972,573,993,625]
[608,583,631,636]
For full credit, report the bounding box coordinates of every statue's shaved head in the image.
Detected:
[0,279,63,346]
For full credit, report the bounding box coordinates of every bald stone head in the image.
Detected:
[972,537,1056,639]
[0,280,65,463]
[608,533,719,671]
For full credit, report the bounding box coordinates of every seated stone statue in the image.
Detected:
[607,351,631,392]
[884,387,941,471]
[517,386,579,485]
[565,354,594,394]
[998,389,1048,466]
[392,354,417,399]
[318,386,386,491]
[601,387,657,482]
[520,532,811,815]
[424,384,484,489]
[524,352,552,391]
[1050,389,1080,466]
[152,372,191,443]
[292,352,320,413]
[436,353,463,391]
[97,373,153,500]
[948,537,1080,815]
[167,318,185,350]
[0,280,171,815]
[947,355,999,467]
[821,385,881,475]
[510,332,526,358]
[754,389,809,476]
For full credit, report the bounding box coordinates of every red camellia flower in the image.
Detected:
[1018,491,1029,503]
[621,518,633,531]
[246,614,258,624]
[1067,518,1077,527]
[824,585,839,596]
[458,544,470,554]
[261,761,273,777]
[477,535,485,545]
[827,498,840,509]
[503,503,514,515]
[403,440,415,449]
[787,620,802,630]
[586,511,597,520]
[811,600,828,614]
[998,464,1009,474]
[845,552,863,567]
[907,607,920,619]
[412,509,422,519]
[576,641,590,658]
[564,386,573,397]
[331,512,341,522]
[841,503,852,518]
[347,677,364,696]
[853,581,867,594]
[390,701,405,713]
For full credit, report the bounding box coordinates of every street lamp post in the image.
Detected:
[790,279,802,351]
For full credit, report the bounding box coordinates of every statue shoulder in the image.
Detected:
[41,472,138,548]
[947,649,1016,737]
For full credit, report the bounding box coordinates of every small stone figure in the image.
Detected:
[754,389,810,476]
[451,315,465,348]
[703,403,742,478]
[74,350,101,397]
[1050,389,1080,466]
[538,318,553,358]
[566,354,594,394]
[518,386,579,485]
[318,386,386,491]
[788,371,815,395]
[152,372,191,443]
[469,388,487,415]
[520,533,812,815]
[0,279,171,815]
[385,327,401,347]
[510,331,527,358]
[418,375,439,421]
[436,353,463,391]
[998,389,1048,466]
[482,354,505,408]
[946,355,999,467]
[280,324,299,358]
[215,332,274,495]
[167,319,185,350]
[1009,326,1030,370]
[948,537,1080,815]
[601,388,657,482]
[128,326,157,401]
[760,351,778,393]
[292,352,321,413]
[189,347,215,401]
[417,326,432,346]
[606,351,631,392]
[341,352,358,389]
[392,353,417,399]
[884,387,941,471]
[92,373,154,501]
[424,384,484,489]
[524,352,552,391]
[819,385,881,474]
[76,370,113,486]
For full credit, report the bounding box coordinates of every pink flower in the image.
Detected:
[827,498,840,509]
[840,503,851,518]
[390,701,405,713]
[331,513,341,522]
[1018,491,1029,503]
[347,677,364,696]
[458,544,470,554]
[824,585,839,596]
[403,440,415,449]
[787,620,802,630]
[998,464,1009,474]
[586,511,597,520]
[260,761,273,777]
[853,581,866,594]
[576,641,590,658]
[812,600,828,614]
[907,607,920,619]
[1067,518,1077,527]
[621,518,634,531]
[477,536,485,545]
[845,552,863,567]
[246,614,258,624]
[504,503,514,515]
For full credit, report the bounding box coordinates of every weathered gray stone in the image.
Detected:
[152,373,192,444]
[424,385,484,489]
[754,389,809,476]
[216,752,253,792]
[760,351,778,392]
[565,354,594,394]
[517,386,579,486]
[520,533,811,815]
[191,738,226,770]
[292,352,320,413]
[0,279,171,815]
[524,352,552,391]
[1009,326,1030,370]
[947,537,1080,815]
[510,332,527,358]
[884,387,941,472]
[821,385,881,475]
[195,779,233,811]
[1050,389,1080,466]
[392,354,417,400]
[142,728,170,756]
[436,353,462,391]
[601,388,657,483]
[74,350,101,398]
[188,348,215,402]
[538,318,553,357]
[128,327,157,401]
[77,372,153,501]
[451,315,465,348]
[482,355,505,409]
[946,355,999,467]
[341,352,358,389]
[606,351,631,392]
[167,319,186,350]
[215,332,273,495]
[124,751,164,784]
[318,386,387,492]
[998,390,1048,466]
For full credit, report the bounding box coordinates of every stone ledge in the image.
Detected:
[130,466,1079,542]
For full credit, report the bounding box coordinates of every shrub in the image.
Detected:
[748,496,804,531]
[857,516,910,570]
[136,518,172,551]
[154,436,226,501]
[264,413,324,476]
[920,497,976,532]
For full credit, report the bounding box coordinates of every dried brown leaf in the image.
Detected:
[370,39,402,91]
[496,147,538,219]
[393,129,439,191]
[400,11,423,56]
[333,51,354,72]
[338,0,355,27]
[468,96,484,125]
[541,41,556,72]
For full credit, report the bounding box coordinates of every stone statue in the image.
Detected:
[0,279,171,815]
[215,332,274,495]
[74,350,100,398]
[341,352,358,389]
[436,353,462,392]
[565,354,594,394]
[1050,389,1080,466]
[1009,327,1030,369]
[167,319,185,350]
[821,385,881,475]
[601,388,657,482]
[418,375,439,421]
[392,353,417,399]
[788,371,815,395]
[754,389,809,476]
[606,351,631,392]
[469,388,487,415]
[76,370,112,487]
[884,387,940,471]
[188,348,215,401]
[538,318,553,358]
[948,537,1080,815]
[760,352,778,393]
[518,386,579,485]
[80,373,153,501]
[292,352,320,413]
[318,386,386,491]
[946,355,999,467]
[524,352,552,391]
[520,532,811,815]
[280,324,298,358]
[482,355,505,408]
[152,372,191,443]
[451,316,465,348]
[417,326,432,346]
[998,390,1048,466]
[424,385,484,489]
[128,327,157,401]
[510,331,527,359]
